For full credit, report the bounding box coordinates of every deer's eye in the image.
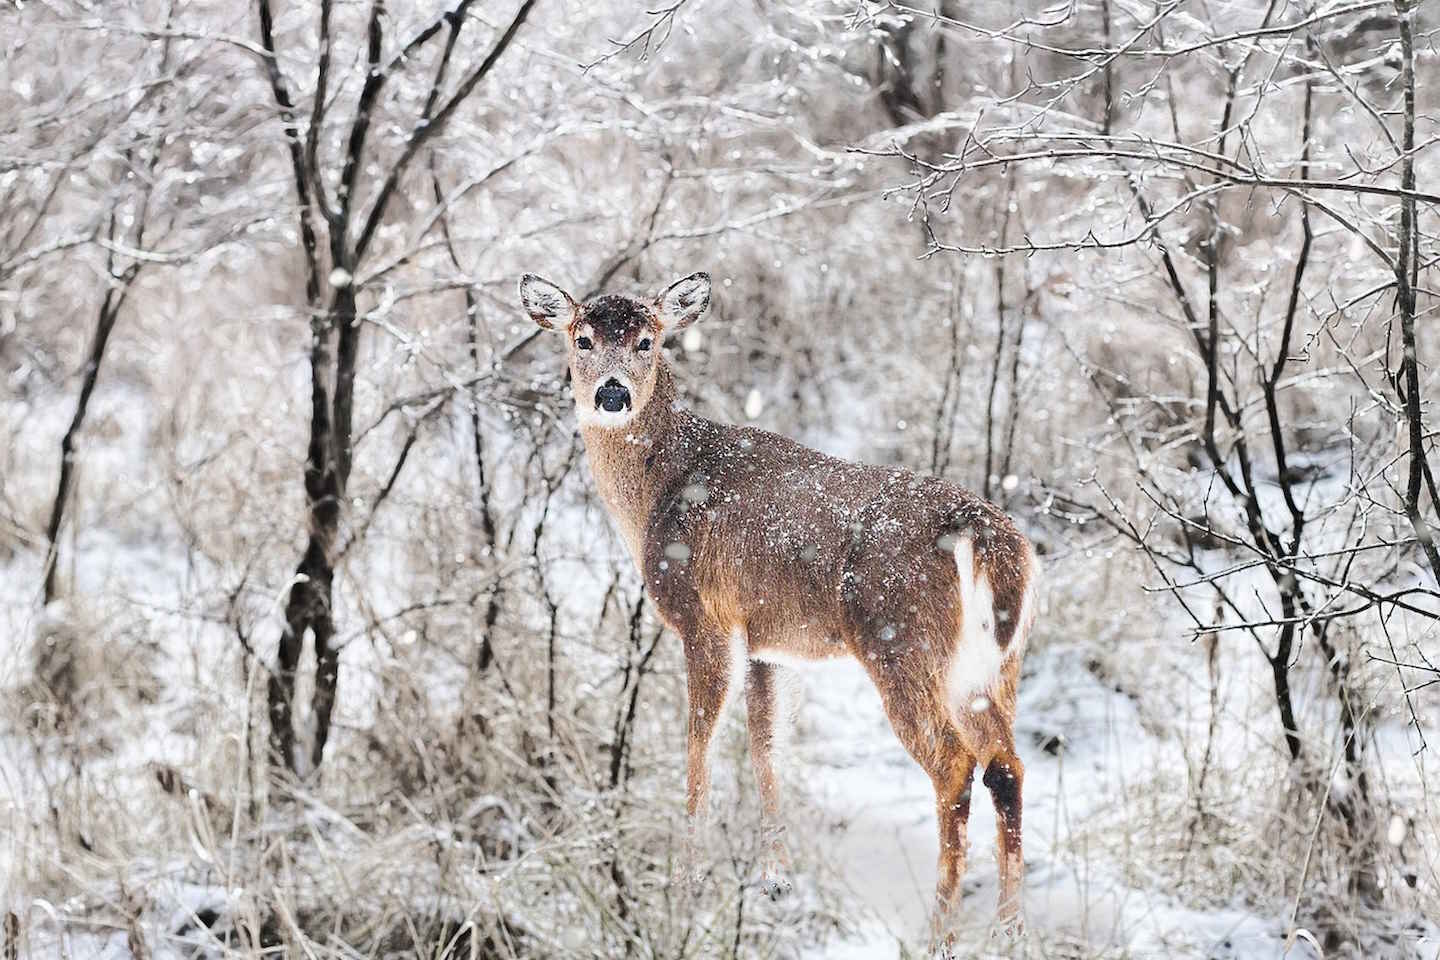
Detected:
[637,337,652,352]
[576,335,593,351]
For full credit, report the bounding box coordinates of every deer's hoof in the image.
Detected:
[682,866,706,895]
[991,912,1024,941]
[926,933,960,960]
[759,872,792,902]
[671,854,705,895]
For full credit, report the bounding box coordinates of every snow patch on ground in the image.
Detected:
[786,647,1325,958]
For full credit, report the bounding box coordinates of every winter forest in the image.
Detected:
[2,0,1439,956]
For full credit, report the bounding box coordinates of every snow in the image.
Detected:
[5,356,1439,957]
[779,636,1432,957]
[5,1,1440,953]
[5,345,1438,958]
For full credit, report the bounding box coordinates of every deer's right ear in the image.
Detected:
[519,274,578,330]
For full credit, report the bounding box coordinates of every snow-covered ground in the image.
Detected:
[4,364,1438,959]
[5,502,1440,958]
[778,635,1439,958]
[779,653,1305,958]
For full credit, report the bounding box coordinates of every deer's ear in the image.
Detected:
[656,272,712,331]
[519,274,578,330]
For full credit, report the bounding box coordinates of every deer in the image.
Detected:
[518,270,1039,938]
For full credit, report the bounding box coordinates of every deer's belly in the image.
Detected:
[747,636,850,667]
[732,570,851,662]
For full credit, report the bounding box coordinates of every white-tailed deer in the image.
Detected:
[519,271,1038,935]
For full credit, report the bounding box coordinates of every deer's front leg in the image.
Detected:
[679,626,732,890]
[745,660,793,900]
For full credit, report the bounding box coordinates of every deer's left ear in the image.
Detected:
[656,272,712,331]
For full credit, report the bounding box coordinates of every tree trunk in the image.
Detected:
[42,287,126,604]
[267,287,355,773]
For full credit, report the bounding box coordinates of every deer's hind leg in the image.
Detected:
[983,745,1024,926]
[869,677,978,944]
[935,747,978,924]
[958,653,1026,929]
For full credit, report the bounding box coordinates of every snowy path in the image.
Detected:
[790,657,1006,954]
[785,653,1312,958]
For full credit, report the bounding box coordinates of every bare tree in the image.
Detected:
[251,0,538,774]
[5,12,234,603]
[9,0,1437,954]
[866,0,1437,922]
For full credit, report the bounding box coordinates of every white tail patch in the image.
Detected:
[944,535,1036,712]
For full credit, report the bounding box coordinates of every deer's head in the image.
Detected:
[519,272,712,428]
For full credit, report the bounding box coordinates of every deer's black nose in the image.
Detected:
[595,379,631,413]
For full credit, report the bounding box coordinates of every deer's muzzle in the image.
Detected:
[595,378,632,413]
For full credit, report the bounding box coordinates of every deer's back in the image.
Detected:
[641,414,1030,666]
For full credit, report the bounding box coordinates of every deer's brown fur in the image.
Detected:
[519,272,1038,934]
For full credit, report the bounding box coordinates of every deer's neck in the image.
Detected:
[580,362,688,565]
